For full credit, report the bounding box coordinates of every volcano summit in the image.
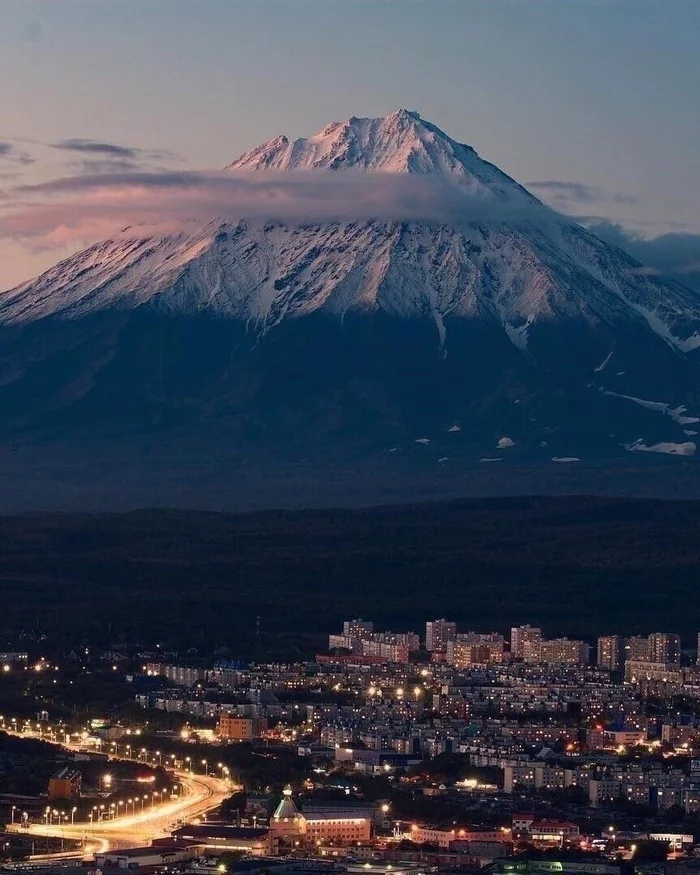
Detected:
[2,110,700,508]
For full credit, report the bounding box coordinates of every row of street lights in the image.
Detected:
[43,806,77,825]
[2,715,237,806]
[102,740,230,781]
[87,790,166,822]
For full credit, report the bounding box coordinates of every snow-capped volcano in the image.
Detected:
[1,110,700,506]
[226,108,536,202]
[3,109,699,353]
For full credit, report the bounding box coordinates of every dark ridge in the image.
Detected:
[1,495,699,659]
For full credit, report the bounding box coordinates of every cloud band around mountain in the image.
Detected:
[2,170,699,293]
[0,169,554,247]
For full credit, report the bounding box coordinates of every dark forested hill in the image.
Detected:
[1,495,699,658]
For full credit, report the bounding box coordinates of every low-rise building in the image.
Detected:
[48,767,81,800]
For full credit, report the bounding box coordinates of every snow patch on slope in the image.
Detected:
[594,351,613,373]
[503,314,535,351]
[603,389,700,426]
[627,440,696,456]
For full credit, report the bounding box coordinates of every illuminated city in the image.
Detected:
[1,618,700,875]
[1,3,700,875]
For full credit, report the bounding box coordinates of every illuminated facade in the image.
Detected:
[597,635,625,671]
[510,625,542,660]
[270,786,373,847]
[48,767,81,800]
[218,713,267,740]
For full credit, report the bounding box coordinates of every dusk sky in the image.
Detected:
[1,0,699,290]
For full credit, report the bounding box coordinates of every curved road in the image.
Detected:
[6,743,231,862]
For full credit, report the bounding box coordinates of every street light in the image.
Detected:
[201,759,208,775]
[11,806,17,825]
[71,806,77,825]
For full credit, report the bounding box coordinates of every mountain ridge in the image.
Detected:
[0,110,699,503]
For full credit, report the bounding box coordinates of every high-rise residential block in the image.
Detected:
[425,619,457,652]
[597,635,625,671]
[511,625,543,660]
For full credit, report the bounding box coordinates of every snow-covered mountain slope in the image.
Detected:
[3,214,700,357]
[227,108,536,202]
[3,110,699,354]
[1,110,700,477]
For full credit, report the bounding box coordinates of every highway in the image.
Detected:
[10,770,230,861]
[4,732,232,862]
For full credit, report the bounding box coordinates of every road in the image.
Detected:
[4,732,232,862]
[11,771,230,861]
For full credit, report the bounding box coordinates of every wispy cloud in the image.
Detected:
[0,169,555,249]
[50,138,182,174]
[3,163,696,299]
[52,139,142,159]
[528,179,637,207]
[0,141,35,166]
[587,220,700,292]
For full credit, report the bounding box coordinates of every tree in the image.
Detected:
[634,840,670,862]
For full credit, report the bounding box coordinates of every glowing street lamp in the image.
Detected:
[201,759,209,775]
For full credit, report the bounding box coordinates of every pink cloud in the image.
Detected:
[0,169,551,249]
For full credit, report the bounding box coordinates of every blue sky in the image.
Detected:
[1,0,699,289]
